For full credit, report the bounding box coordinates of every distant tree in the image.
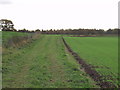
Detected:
[18,28,28,32]
[35,29,40,32]
[111,29,118,35]
[0,19,15,31]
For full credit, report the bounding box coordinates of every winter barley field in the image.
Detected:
[64,36,118,87]
[2,31,119,88]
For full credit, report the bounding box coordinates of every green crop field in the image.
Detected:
[64,36,118,86]
[3,32,98,88]
[2,31,119,88]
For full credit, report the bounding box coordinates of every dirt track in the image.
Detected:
[62,37,116,88]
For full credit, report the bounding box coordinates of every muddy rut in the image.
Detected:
[62,37,116,88]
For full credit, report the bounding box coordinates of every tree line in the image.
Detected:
[40,28,118,36]
[0,19,119,36]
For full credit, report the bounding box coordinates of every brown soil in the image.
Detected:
[62,37,116,88]
[70,35,97,37]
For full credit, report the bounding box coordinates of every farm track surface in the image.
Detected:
[3,35,98,88]
[62,37,117,88]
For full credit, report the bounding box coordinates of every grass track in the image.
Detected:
[3,35,98,88]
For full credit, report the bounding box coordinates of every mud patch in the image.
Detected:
[62,37,116,88]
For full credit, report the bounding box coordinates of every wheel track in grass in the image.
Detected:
[3,36,44,88]
[62,37,117,88]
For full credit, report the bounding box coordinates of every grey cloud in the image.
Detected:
[0,0,12,4]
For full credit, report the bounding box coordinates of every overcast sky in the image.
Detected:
[0,0,119,30]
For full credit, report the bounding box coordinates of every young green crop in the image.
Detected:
[64,36,118,86]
